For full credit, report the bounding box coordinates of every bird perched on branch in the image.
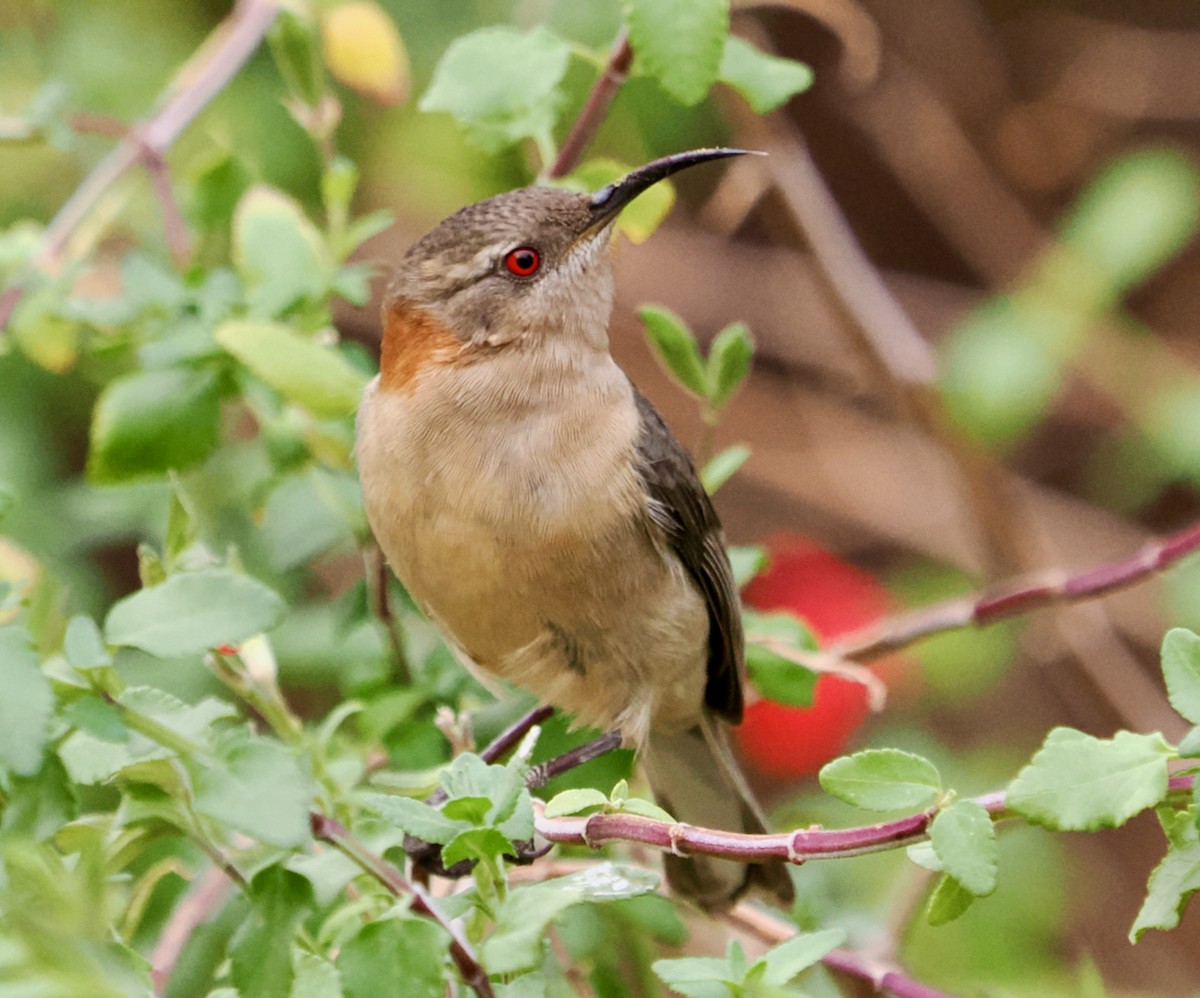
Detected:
[357,149,793,911]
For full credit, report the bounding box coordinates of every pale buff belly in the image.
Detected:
[356,374,710,740]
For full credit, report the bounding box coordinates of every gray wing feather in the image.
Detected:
[631,387,744,723]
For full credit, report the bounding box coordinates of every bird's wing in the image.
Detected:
[631,386,744,723]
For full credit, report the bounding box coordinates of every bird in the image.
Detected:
[356,148,794,911]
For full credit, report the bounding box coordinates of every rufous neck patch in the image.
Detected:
[379,299,465,393]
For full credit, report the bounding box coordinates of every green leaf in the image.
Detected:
[543,787,608,818]
[192,732,314,848]
[627,0,730,106]
[1,754,77,841]
[1177,726,1200,758]
[189,150,252,233]
[88,367,222,483]
[706,321,753,408]
[63,615,111,671]
[652,954,738,998]
[927,873,974,926]
[1007,727,1172,831]
[728,544,768,588]
[929,800,997,897]
[233,186,330,316]
[269,9,325,107]
[482,864,659,975]
[442,826,512,868]
[1162,628,1200,725]
[0,625,54,777]
[1130,808,1200,940]
[700,444,750,495]
[216,319,366,419]
[230,865,314,998]
[819,749,942,811]
[744,611,818,707]
[361,793,468,845]
[758,928,846,987]
[718,35,813,113]
[615,797,675,822]
[419,26,570,153]
[290,950,342,998]
[638,305,708,397]
[337,918,448,998]
[62,694,128,743]
[105,568,287,659]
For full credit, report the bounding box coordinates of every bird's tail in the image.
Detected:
[642,718,795,912]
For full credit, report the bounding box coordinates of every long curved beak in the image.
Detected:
[584,147,761,234]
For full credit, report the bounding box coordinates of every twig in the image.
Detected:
[831,519,1200,663]
[364,545,412,685]
[151,865,234,996]
[534,776,1195,865]
[547,29,633,179]
[311,812,496,998]
[727,904,958,998]
[0,0,279,330]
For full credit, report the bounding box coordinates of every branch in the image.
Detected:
[311,812,496,998]
[727,904,958,998]
[534,776,1195,865]
[151,865,233,996]
[832,519,1200,663]
[547,29,633,179]
[0,0,279,330]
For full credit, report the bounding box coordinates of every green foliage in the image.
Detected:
[652,930,844,997]
[627,0,730,107]
[718,36,814,113]
[742,611,818,707]
[819,749,942,811]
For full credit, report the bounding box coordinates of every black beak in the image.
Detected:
[586,147,761,230]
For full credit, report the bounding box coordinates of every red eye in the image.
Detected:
[503,246,540,277]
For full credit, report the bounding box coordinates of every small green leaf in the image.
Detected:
[929,800,997,897]
[216,319,367,419]
[728,544,768,588]
[1130,808,1200,941]
[337,918,448,998]
[820,749,942,811]
[700,444,750,494]
[927,873,974,926]
[105,568,287,659]
[290,950,342,998]
[192,732,314,848]
[744,611,818,707]
[0,625,54,777]
[483,864,659,975]
[230,865,314,998]
[627,0,730,106]
[442,826,512,868]
[1162,628,1200,725]
[189,150,252,233]
[706,321,753,408]
[233,186,330,316]
[616,797,675,822]
[442,795,493,824]
[638,305,708,397]
[1007,727,1172,831]
[63,694,128,743]
[1177,726,1200,758]
[362,794,467,844]
[419,26,570,153]
[543,787,608,818]
[652,955,739,998]
[757,928,846,987]
[718,35,813,113]
[906,840,942,872]
[269,9,324,107]
[88,367,222,483]
[63,615,111,671]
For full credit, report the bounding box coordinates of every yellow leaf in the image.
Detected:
[321,1,409,105]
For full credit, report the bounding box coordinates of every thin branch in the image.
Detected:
[832,519,1200,664]
[727,904,958,998]
[0,0,279,330]
[311,812,496,998]
[364,544,412,686]
[151,865,234,996]
[547,29,633,179]
[534,776,1195,865]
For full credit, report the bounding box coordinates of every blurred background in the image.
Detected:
[3,0,1200,993]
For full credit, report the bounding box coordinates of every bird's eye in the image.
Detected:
[503,246,541,277]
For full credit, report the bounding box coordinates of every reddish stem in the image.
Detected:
[548,29,633,179]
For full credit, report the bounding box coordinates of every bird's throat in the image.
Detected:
[379,299,466,394]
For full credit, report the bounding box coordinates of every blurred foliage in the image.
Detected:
[0,0,1198,995]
